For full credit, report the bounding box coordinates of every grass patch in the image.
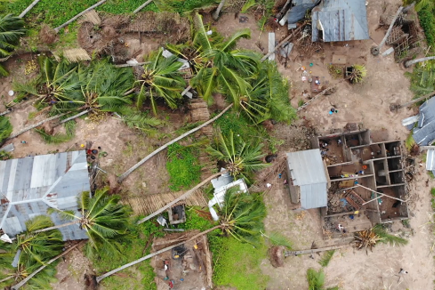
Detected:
[166,142,202,191]
[91,220,165,290]
[211,237,269,290]
[405,133,416,151]
[319,250,335,267]
[36,120,76,144]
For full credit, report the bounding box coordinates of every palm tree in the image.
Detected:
[206,130,268,182]
[96,188,266,282]
[306,268,339,290]
[0,14,26,58]
[13,56,81,113]
[246,61,297,124]
[0,216,64,289]
[190,13,260,105]
[72,60,134,112]
[0,14,26,76]
[136,48,186,115]
[46,187,130,258]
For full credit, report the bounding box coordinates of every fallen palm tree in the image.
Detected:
[117,104,233,183]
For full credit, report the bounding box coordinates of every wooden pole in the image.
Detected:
[136,171,226,224]
[54,0,107,33]
[348,184,407,205]
[6,112,69,140]
[133,0,153,14]
[398,90,435,108]
[284,245,347,257]
[11,241,85,290]
[117,103,233,183]
[405,55,435,68]
[260,22,307,62]
[371,6,403,56]
[18,0,41,18]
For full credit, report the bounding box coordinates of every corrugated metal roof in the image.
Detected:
[287,149,328,209]
[312,0,369,42]
[413,97,435,145]
[287,149,327,185]
[427,150,435,170]
[0,151,90,240]
[300,183,328,209]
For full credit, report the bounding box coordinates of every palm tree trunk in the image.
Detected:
[371,6,403,56]
[54,0,107,33]
[118,103,233,183]
[137,170,226,224]
[405,56,435,68]
[11,241,84,290]
[212,0,226,20]
[32,221,80,234]
[6,112,69,141]
[18,0,41,18]
[133,0,153,14]
[398,90,435,108]
[58,110,90,125]
[96,225,221,283]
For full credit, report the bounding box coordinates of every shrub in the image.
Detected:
[0,116,12,144]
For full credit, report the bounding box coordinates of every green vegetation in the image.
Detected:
[0,14,26,76]
[373,224,408,246]
[306,268,339,290]
[319,250,335,267]
[262,231,293,248]
[154,0,218,13]
[92,220,161,290]
[430,187,435,209]
[138,48,186,115]
[48,187,131,258]
[0,116,12,144]
[405,132,416,151]
[207,130,268,183]
[212,237,269,290]
[36,120,76,144]
[0,216,64,289]
[410,0,435,50]
[405,61,435,97]
[0,150,12,160]
[166,142,202,191]
[348,64,367,84]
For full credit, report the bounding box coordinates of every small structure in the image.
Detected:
[208,170,248,220]
[286,149,329,209]
[311,0,369,42]
[151,231,213,290]
[426,149,435,176]
[287,0,369,42]
[167,204,186,225]
[0,151,90,240]
[412,97,435,145]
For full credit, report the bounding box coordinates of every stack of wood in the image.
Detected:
[343,189,365,210]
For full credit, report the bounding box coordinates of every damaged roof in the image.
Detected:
[287,0,320,24]
[312,0,369,42]
[286,149,328,209]
[413,97,435,146]
[0,151,90,240]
